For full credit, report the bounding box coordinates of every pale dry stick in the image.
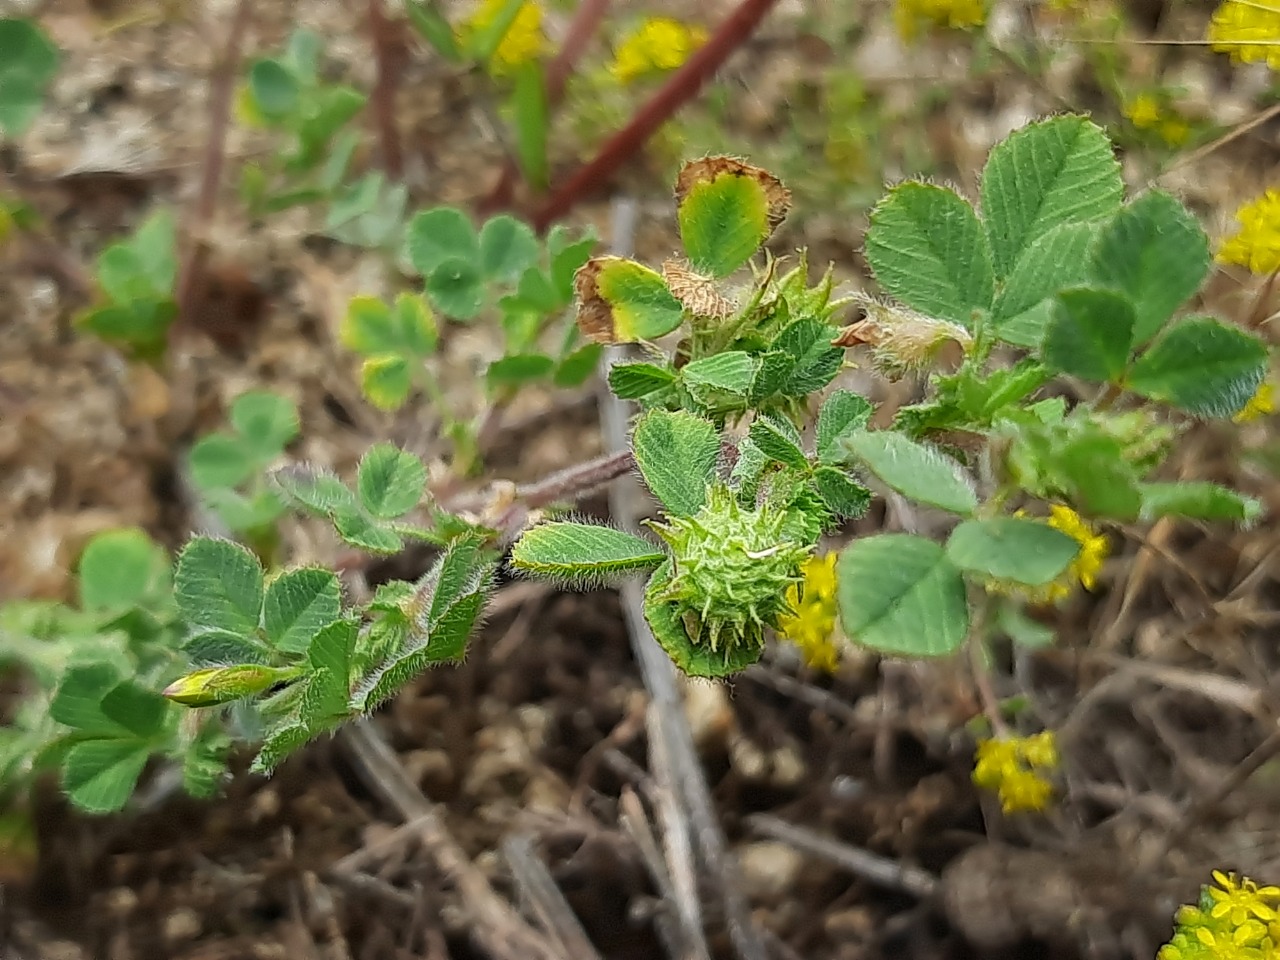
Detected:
[646,702,714,960]
[502,834,603,960]
[338,719,562,960]
[617,786,688,960]
[600,199,769,960]
[745,813,939,899]
[1156,102,1280,185]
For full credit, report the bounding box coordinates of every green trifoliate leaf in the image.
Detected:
[426,257,484,320]
[674,157,791,278]
[487,353,555,387]
[182,727,231,798]
[479,214,539,283]
[406,206,479,276]
[553,343,602,388]
[549,226,596,303]
[945,517,1079,586]
[51,665,123,734]
[574,257,684,345]
[351,542,493,710]
[1055,433,1142,520]
[1127,317,1268,418]
[771,318,844,396]
[749,351,795,402]
[810,466,871,519]
[643,561,762,678]
[357,444,426,519]
[511,522,665,584]
[1138,482,1262,525]
[77,528,169,614]
[62,740,151,814]
[608,362,677,400]
[979,115,1123,278]
[341,295,396,356]
[162,664,302,707]
[189,434,255,491]
[248,58,300,119]
[183,630,271,666]
[250,721,311,775]
[632,409,720,517]
[992,221,1101,347]
[864,181,994,327]
[100,681,171,739]
[816,391,874,465]
[0,18,59,137]
[836,534,968,657]
[1089,189,1210,345]
[841,430,977,515]
[681,352,759,399]
[175,538,264,636]
[748,415,808,469]
[1041,288,1136,383]
[262,567,342,653]
[308,618,356,692]
[361,355,413,410]
[128,209,178,294]
[272,464,357,516]
[230,390,299,462]
[332,508,404,554]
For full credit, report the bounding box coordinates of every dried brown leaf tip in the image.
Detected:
[573,256,615,344]
[675,157,792,233]
[662,260,735,320]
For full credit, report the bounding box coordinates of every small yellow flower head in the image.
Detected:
[1209,871,1280,926]
[894,0,986,43]
[1160,117,1191,147]
[1157,871,1280,960]
[1047,505,1108,592]
[1234,382,1276,423]
[776,552,842,672]
[608,17,709,85]
[1124,93,1162,129]
[972,731,1059,813]
[1209,0,1280,69]
[460,0,547,73]
[1219,190,1280,276]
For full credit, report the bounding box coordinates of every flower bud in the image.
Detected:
[163,664,301,707]
[834,296,972,376]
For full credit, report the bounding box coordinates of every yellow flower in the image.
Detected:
[972,731,1058,813]
[1124,93,1162,129]
[775,552,841,672]
[608,17,708,85]
[894,0,986,42]
[1219,190,1280,276]
[1160,117,1191,147]
[1209,0,1280,69]
[1235,382,1276,423]
[1209,872,1280,927]
[1047,505,1108,592]
[459,0,546,73]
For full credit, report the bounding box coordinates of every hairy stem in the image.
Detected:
[531,0,782,231]
[173,0,252,336]
[366,0,404,178]
[492,448,635,540]
[967,596,1009,737]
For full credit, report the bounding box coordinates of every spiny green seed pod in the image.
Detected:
[163,664,302,707]
[647,485,812,654]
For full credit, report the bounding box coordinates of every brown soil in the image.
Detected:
[3,1,1280,959]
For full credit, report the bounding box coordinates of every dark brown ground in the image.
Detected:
[3,0,1280,958]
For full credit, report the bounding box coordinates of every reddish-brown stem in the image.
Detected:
[479,0,612,213]
[492,448,635,541]
[367,0,403,179]
[172,0,252,338]
[531,0,781,232]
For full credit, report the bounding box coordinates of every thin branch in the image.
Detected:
[489,448,636,541]
[1156,103,1280,184]
[173,0,253,335]
[503,834,603,960]
[532,0,782,231]
[745,814,939,899]
[367,0,404,178]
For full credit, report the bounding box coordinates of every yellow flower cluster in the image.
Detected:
[1123,93,1191,147]
[775,553,842,672]
[1219,190,1280,276]
[459,0,546,73]
[1235,382,1276,423]
[972,731,1059,813]
[991,505,1108,604]
[1159,871,1280,960]
[1209,0,1280,69]
[608,17,708,85]
[894,0,986,43]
